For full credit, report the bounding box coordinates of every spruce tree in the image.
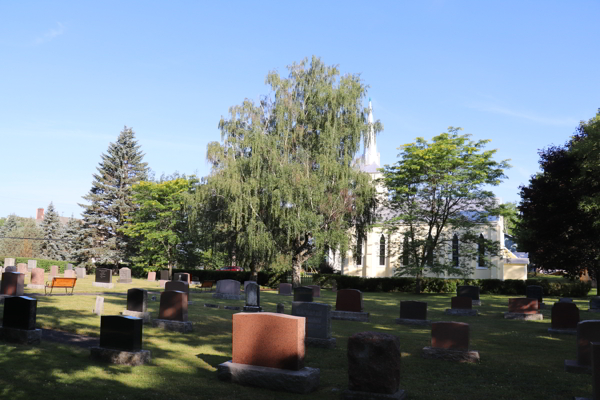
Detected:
[40,202,64,260]
[77,126,148,268]
[61,216,82,261]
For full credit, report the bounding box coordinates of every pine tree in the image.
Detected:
[61,216,82,261]
[77,126,148,268]
[0,214,19,257]
[40,202,65,260]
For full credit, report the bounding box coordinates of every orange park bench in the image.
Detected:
[200,280,215,292]
[45,277,77,295]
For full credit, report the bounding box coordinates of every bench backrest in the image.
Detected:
[52,277,77,287]
[201,280,214,288]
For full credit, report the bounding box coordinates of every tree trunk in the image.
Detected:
[415,274,422,294]
[168,263,173,280]
[292,257,302,288]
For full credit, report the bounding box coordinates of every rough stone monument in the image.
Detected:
[0,296,42,345]
[422,321,480,363]
[122,288,151,323]
[332,289,369,322]
[90,315,151,366]
[292,301,335,348]
[152,290,193,332]
[396,300,431,325]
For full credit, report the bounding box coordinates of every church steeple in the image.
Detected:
[363,99,380,167]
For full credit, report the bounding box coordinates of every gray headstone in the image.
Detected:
[292,301,332,339]
[160,270,169,280]
[244,280,257,292]
[4,258,15,267]
[119,267,132,283]
[216,279,241,295]
[245,282,260,307]
[27,260,37,271]
[94,296,104,316]
[276,303,285,313]
[66,263,73,270]
[457,285,480,301]
[75,267,86,279]
[64,270,75,278]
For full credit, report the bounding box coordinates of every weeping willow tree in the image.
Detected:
[193,56,380,286]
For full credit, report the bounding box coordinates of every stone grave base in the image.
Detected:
[92,282,114,289]
[547,327,576,335]
[342,388,406,400]
[472,300,481,306]
[503,312,543,320]
[27,284,45,290]
[444,309,478,316]
[118,279,132,284]
[217,361,320,394]
[212,293,244,300]
[121,310,151,323]
[331,311,370,322]
[564,359,592,374]
[305,336,336,349]
[152,319,193,333]
[395,318,431,326]
[243,306,262,312]
[90,347,151,366]
[0,327,42,345]
[158,280,168,288]
[204,303,219,309]
[422,347,480,363]
[278,293,292,296]
[224,305,240,310]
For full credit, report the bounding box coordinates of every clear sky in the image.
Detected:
[1,1,598,219]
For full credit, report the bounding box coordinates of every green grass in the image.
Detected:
[0,275,595,400]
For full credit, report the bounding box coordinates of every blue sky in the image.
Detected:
[1,1,598,219]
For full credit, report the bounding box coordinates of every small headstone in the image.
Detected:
[127,289,148,312]
[16,263,28,274]
[75,267,86,279]
[508,298,538,314]
[451,296,473,310]
[400,301,428,320]
[292,302,332,340]
[99,315,142,352]
[3,258,15,267]
[526,285,544,306]
[118,267,132,284]
[49,265,59,277]
[66,263,73,270]
[276,303,285,313]
[94,296,105,316]
[175,273,190,283]
[27,260,37,271]
[558,298,573,303]
[335,289,363,312]
[0,272,25,296]
[30,268,45,285]
[550,302,579,331]
[3,296,37,330]
[64,270,75,278]
[204,303,219,309]
[160,270,169,280]
[95,268,112,284]
[346,332,402,396]
[243,282,262,312]
[590,297,600,310]
[431,321,470,351]
[147,271,156,281]
[457,285,480,301]
[293,286,314,302]
[165,280,189,295]
[278,283,293,295]
[306,285,321,298]
[331,280,338,292]
[158,291,188,321]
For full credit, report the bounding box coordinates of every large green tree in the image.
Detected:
[76,126,148,268]
[195,57,379,286]
[380,128,510,293]
[40,202,64,260]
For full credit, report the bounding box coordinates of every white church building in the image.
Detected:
[328,101,529,281]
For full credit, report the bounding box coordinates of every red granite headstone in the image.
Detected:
[335,289,363,312]
[147,271,156,281]
[232,312,305,370]
[577,320,600,367]
[16,263,27,274]
[431,321,470,351]
[306,285,321,298]
[508,298,538,314]
[0,272,25,296]
[158,290,188,321]
[278,283,292,295]
[30,268,45,285]
[451,296,473,310]
[551,302,579,330]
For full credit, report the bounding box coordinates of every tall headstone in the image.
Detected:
[294,286,314,302]
[0,272,25,296]
[457,285,481,305]
[94,296,104,316]
[549,302,579,334]
[123,288,151,323]
[243,280,257,292]
[526,285,544,308]
[243,282,262,312]
[49,265,59,278]
[0,296,42,345]
[16,263,28,274]
[423,321,480,363]
[278,283,293,296]
[28,268,45,289]
[345,332,403,398]
[3,258,15,267]
[165,280,189,295]
[90,315,151,366]
[93,268,114,288]
[75,267,86,279]
[292,302,335,348]
[565,320,600,373]
[147,271,156,281]
[118,267,132,284]
[27,260,37,271]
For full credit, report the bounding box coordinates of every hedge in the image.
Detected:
[312,274,592,298]
[170,269,284,287]
[0,257,77,274]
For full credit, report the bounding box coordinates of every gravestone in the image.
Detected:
[457,285,481,305]
[49,265,59,277]
[277,303,285,313]
[294,286,314,302]
[0,296,42,345]
[90,315,150,366]
[0,272,25,296]
[94,296,104,316]
[213,279,243,300]
[593,342,600,400]
[147,271,156,281]
[526,285,544,308]
[397,301,430,325]
[165,280,189,295]
[332,289,369,322]
[344,332,404,399]
[16,263,27,274]
[174,273,190,283]
[64,270,75,278]
[127,288,148,312]
[279,283,293,296]
[565,320,600,373]
[243,282,262,312]
[243,280,257,292]
[118,268,132,284]
[549,302,579,335]
[306,285,321,298]
[3,258,15,267]
[217,312,320,394]
[66,263,73,270]
[152,290,192,332]
[27,260,37,271]
[75,267,86,279]
[505,298,543,320]
[292,301,335,348]
[331,280,338,292]
[423,321,480,363]
[160,270,169,280]
[590,297,600,313]
[4,266,16,272]
[445,296,478,316]
[93,268,114,288]
[28,268,45,289]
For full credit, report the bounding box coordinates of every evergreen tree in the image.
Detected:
[77,126,148,268]
[0,214,19,257]
[61,216,82,261]
[40,202,64,259]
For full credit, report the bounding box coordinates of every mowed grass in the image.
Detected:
[0,275,595,400]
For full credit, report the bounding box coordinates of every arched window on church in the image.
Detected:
[452,234,459,267]
[402,235,409,265]
[478,234,485,267]
[356,236,362,266]
[379,235,386,266]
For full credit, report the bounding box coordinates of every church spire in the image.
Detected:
[363,98,380,167]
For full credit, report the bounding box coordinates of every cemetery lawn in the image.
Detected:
[0,277,593,400]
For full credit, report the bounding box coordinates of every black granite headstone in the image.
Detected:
[293,286,314,302]
[95,268,112,284]
[526,285,543,303]
[457,285,480,301]
[591,297,600,310]
[246,282,260,307]
[160,270,169,280]
[127,289,148,312]
[99,315,143,352]
[3,296,37,330]
[400,300,428,320]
